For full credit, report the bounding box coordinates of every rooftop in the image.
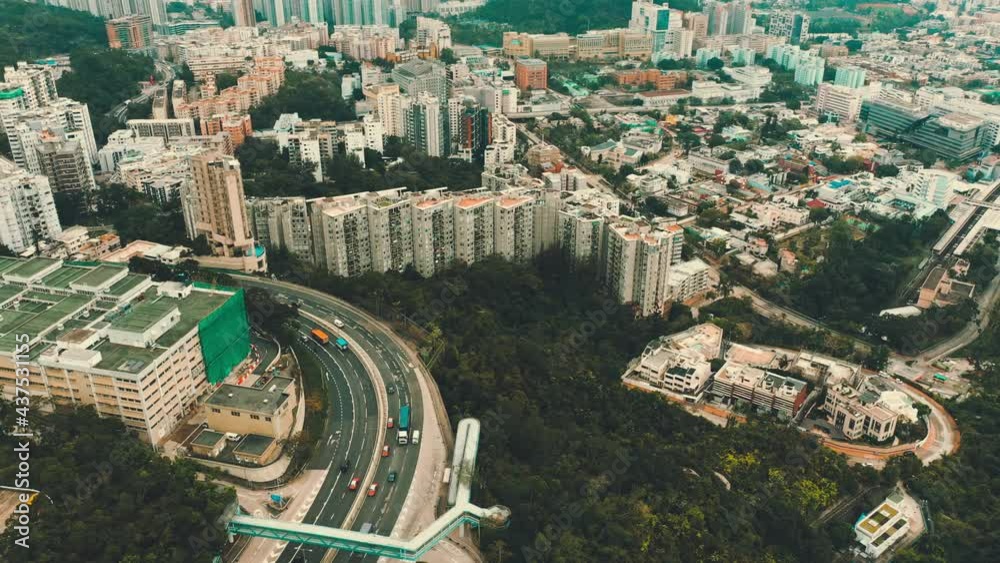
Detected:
[205,375,294,415]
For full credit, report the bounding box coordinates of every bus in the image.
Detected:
[335,337,349,351]
[310,328,330,345]
[398,405,411,445]
[933,373,948,382]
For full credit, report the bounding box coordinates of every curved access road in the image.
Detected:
[233,316,383,563]
[237,276,453,563]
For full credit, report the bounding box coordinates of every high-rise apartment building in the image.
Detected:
[405,92,447,157]
[232,0,256,27]
[411,191,455,278]
[415,16,452,54]
[1,62,58,110]
[246,196,313,262]
[392,59,449,102]
[309,196,373,277]
[768,11,810,45]
[35,138,97,195]
[834,66,867,89]
[816,83,863,123]
[6,99,98,173]
[106,15,153,50]
[629,1,681,55]
[366,188,414,274]
[683,12,709,41]
[0,158,62,253]
[493,194,535,263]
[453,194,495,266]
[183,153,265,271]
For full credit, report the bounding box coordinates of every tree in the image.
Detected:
[0,403,235,562]
[744,159,765,175]
[875,164,900,178]
[845,39,863,52]
[249,70,355,129]
[214,71,239,91]
[706,57,725,71]
[678,131,701,154]
[439,48,458,64]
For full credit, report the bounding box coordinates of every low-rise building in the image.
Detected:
[203,374,297,440]
[621,323,723,401]
[855,491,911,558]
[710,362,809,419]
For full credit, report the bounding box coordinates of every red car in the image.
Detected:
[367,483,379,497]
[387,417,394,429]
[348,477,360,491]
[382,445,390,457]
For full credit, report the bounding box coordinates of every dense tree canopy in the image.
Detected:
[249,70,355,129]
[0,405,235,562]
[0,0,106,72]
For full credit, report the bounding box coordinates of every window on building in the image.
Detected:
[250,414,260,420]
[211,408,221,413]
[231,411,240,417]
[265,416,272,422]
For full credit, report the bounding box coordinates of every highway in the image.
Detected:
[238,278,427,563]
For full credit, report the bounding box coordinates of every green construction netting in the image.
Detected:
[199,289,251,384]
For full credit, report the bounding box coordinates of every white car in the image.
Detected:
[334,319,345,328]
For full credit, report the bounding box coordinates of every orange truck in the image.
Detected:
[310,328,330,345]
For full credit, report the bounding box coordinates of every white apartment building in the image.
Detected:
[0,158,62,253]
[2,62,58,109]
[247,197,313,263]
[415,17,452,51]
[816,82,864,123]
[622,323,723,400]
[5,98,97,169]
[453,194,495,266]
[309,195,373,277]
[710,362,809,418]
[366,189,414,274]
[822,381,899,442]
[668,257,711,302]
[494,194,536,263]
[411,191,456,278]
[558,207,604,264]
[97,128,166,173]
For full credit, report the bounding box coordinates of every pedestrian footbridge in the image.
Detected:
[226,418,510,561]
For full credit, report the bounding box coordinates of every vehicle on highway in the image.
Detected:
[360,522,373,534]
[339,461,349,473]
[334,318,345,328]
[348,477,360,491]
[387,386,396,395]
[311,328,330,345]
[382,445,390,457]
[387,417,394,428]
[388,471,397,483]
[412,430,421,445]
[398,405,411,445]
[367,483,379,497]
[335,337,349,351]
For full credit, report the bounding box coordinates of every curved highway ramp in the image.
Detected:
[226,419,510,561]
